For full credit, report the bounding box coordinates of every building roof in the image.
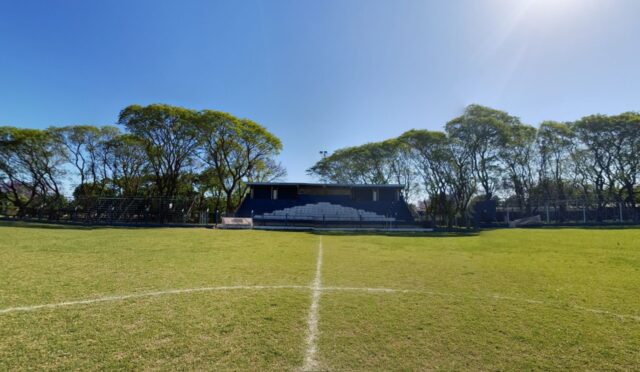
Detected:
[247,182,403,189]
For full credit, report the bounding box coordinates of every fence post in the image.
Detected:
[619,203,623,222]
[583,204,586,224]
[545,204,550,224]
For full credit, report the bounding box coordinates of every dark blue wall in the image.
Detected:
[236,193,413,222]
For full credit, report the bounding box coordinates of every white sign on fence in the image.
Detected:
[220,217,253,229]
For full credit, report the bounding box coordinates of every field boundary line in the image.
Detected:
[302,237,323,371]
[0,285,308,315]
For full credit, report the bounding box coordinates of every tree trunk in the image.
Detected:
[225,191,234,215]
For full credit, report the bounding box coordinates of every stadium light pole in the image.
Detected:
[319,151,329,185]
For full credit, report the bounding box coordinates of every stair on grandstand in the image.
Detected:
[254,202,395,222]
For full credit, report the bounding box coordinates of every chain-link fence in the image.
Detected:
[0,197,219,226]
[496,198,639,226]
[3,196,638,228]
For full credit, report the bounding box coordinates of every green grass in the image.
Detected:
[1,223,639,370]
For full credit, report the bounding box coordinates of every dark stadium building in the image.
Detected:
[235,182,414,226]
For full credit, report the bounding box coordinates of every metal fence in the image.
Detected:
[0,197,218,226]
[251,214,415,228]
[3,196,638,228]
[496,198,639,226]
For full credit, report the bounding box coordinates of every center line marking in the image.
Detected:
[302,237,323,371]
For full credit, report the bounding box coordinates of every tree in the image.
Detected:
[248,157,287,183]
[537,121,574,199]
[54,125,120,197]
[446,104,518,200]
[307,144,389,184]
[306,146,360,183]
[399,130,451,223]
[0,127,36,214]
[103,134,148,197]
[383,139,419,202]
[609,112,640,216]
[446,135,477,225]
[198,110,283,213]
[118,104,201,198]
[0,127,65,217]
[572,115,618,221]
[400,129,475,226]
[536,121,575,221]
[307,140,418,200]
[304,105,640,226]
[499,123,537,214]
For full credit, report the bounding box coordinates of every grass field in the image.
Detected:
[1,223,639,370]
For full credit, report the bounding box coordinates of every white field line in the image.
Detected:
[323,286,425,294]
[573,305,640,322]
[302,237,323,372]
[0,285,308,315]
[321,287,640,322]
[1,280,637,323]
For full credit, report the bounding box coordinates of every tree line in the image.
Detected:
[0,104,284,217]
[308,104,640,225]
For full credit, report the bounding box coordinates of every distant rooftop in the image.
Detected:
[247,182,403,189]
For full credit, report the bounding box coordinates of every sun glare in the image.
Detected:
[528,0,595,16]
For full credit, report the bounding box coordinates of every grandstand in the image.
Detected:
[235,183,415,227]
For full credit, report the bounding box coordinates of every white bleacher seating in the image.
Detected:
[253,202,395,222]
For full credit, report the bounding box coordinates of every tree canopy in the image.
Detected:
[1,104,285,217]
[307,105,640,226]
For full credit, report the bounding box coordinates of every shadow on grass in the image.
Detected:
[310,230,479,238]
[4,218,636,235]
[522,224,640,231]
[0,219,213,231]
[0,220,136,230]
[312,224,640,237]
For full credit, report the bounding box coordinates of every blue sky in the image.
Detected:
[1,0,639,182]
